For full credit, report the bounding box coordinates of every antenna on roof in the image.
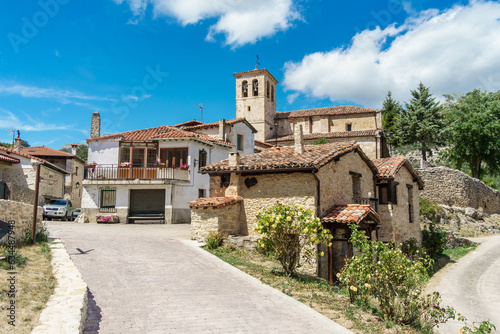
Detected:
[6,126,16,145]
[255,55,260,70]
[196,104,203,122]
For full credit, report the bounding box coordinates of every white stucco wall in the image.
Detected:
[88,140,120,165]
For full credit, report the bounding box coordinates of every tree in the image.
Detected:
[255,203,332,277]
[394,83,446,167]
[444,89,500,179]
[0,140,29,149]
[313,137,328,145]
[61,145,88,162]
[381,91,402,144]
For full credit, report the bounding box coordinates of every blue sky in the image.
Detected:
[1,0,499,149]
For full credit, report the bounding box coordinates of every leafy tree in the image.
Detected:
[394,83,446,167]
[381,91,402,144]
[60,145,88,162]
[255,203,332,277]
[313,137,328,145]
[0,140,29,149]
[0,142,10,148]
[443,89,500,179]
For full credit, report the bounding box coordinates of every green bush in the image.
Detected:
[255,202,333,277]
[0,248,28,270]
[419,198,444,222]
[205,231,223,249]
[313,138,328,145]
[422,222,448,259]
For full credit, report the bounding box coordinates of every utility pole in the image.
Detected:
[31,163,41,244]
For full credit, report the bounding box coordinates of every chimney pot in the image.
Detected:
[219,119,226,141]
[228,152,240,167]
[14,137,22,153]
[90,111,101,138]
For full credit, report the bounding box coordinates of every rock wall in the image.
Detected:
[0,200,43,244]
[190,202,242,242]
[417,167,500,214]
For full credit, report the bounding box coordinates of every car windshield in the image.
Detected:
[46,200,67,206]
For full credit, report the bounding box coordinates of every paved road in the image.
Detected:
[435,235,500,334]
[46,222,352,334]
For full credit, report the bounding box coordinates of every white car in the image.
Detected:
[43,199,75,221]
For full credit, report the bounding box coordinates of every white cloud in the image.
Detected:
[113,0,300,46]
[283,1,500,108]
[0,108,75,133]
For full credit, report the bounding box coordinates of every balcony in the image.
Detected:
[352,197,379,213]
[84,165,190,181]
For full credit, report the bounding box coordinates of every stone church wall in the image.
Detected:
[417,166,500,214]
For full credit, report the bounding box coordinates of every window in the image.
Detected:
[248,106,251,111]
[120,147,130,164]
[378,181,398,205]
[198,149,207,169]
[100,188,116,211]
[346,123,352,131]
[237,134,243,151]
[147,149,157,166]
[407,184,414,223]
[242,80,248,97]
[198,189,206,198]
[75,166,79,176]
[267,81,270,98]
[160,148,188,168]
[271,85,274,102]
[350,172,362,200]
[252,79,258,96]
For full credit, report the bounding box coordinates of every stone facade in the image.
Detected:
[90,111,101,138]
[0,200,42,244]
[417,167,500,214]
[191,202,243,242]
[377,167,422,244]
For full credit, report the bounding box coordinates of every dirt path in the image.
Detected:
[427,235,500,333]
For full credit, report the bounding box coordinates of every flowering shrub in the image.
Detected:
[153,160,164,166]
[254,203,333,277]
[96,215,118,223]
[119,162,131,167]
[179,164,189,170]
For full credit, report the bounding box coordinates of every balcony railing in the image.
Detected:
[84,164,190,181]
[352,197,379,213]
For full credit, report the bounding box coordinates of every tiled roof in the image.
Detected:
[201,141,370,172]
[0,146,45,163]
[189,196,243,209]
[373,157,425,188]
[0,153,20,164]
[173,119,204,127]
[321,204,381,224]
[21,146,76,158]
[181,117,257,133]
[87,125,233,147]
[277,106,380,119]
[254,140,274,148]
[269,130,381,143]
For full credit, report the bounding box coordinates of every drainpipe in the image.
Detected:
[312,169,321,218]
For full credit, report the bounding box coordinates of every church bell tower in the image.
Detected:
[234,68,278,142]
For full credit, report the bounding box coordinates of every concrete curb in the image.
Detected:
[181,240,354,334]
[31,239,88,334]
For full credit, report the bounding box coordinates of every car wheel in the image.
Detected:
[61,215,67,222]
[46,217,51,221]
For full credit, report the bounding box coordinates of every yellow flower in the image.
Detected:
[364,283,371,289]
[271,214,276,218]
[336,273,341,278]
[328,243,332,247]
[272,224,277,228]
[459,329,463,333]
[350,286,357,292]
[277,215,282,219]
[270,218,274,222]
[265,222,269,226]
[304,228,309,233]
[287,216,291,221]
[315,240,320,245]
[319,251,324,256]
[298,211,302,216]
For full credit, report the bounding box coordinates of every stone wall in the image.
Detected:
[190,202,242,242]
[417,166,500,214]
[0,200,42,244]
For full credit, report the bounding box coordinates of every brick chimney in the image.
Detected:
[71,144,78,155]
[90,112,101,138]
[228,152,240,167]
[294,125,305,154]
[219,119,226,141]
[13,130,22,152]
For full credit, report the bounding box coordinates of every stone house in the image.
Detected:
[82,112,256,224]
[0,140,68,206]
[233,68,389,160]
[190,129,423,281]
[21,145,85,207]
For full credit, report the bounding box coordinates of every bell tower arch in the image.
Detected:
[234,69,278,142]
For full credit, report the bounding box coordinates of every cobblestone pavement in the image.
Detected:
[46,222,352,334]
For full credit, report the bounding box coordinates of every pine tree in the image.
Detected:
[382,91,402,145]
[394,83,446,168]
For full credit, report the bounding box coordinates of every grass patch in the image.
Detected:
[207,246,419,334]
[442,244,477,261]
[0,242,56,334]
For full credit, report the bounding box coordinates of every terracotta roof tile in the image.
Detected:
[189,196,243,209]
[181,117,257,133]
[276,106,380,119]
[0,146,45,163]
[0,153,20,163]
[173,119,204,127]
[254,140,274,148]
[201,141,363,172]
[269,130,381,143]
[21,146,76,158]
[87,125,233,147]
[373,157,425,188]
[321,204,381,224]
